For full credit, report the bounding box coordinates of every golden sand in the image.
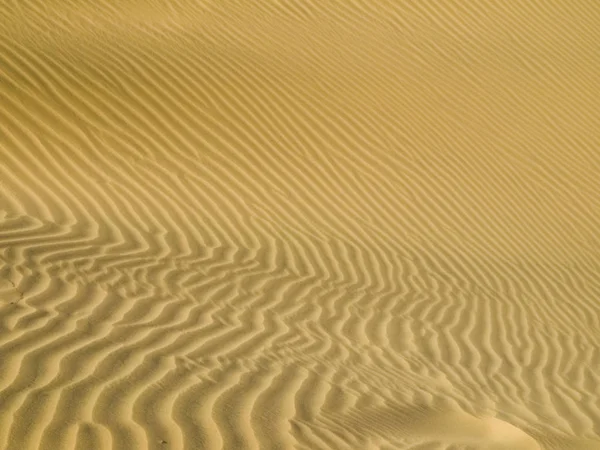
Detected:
[1,1,600,449]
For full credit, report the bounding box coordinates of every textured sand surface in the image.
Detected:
[1,1,600,449]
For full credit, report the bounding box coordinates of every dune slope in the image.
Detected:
[1,1,600,449]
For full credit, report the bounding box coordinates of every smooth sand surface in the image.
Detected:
[1,1,600,449]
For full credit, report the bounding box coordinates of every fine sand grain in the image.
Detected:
[1,1,600,449]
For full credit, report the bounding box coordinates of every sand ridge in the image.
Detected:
[1,1,600,449]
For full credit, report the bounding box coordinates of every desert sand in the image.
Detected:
[1,1,600,449]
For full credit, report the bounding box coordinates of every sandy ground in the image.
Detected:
[1,1,600,449]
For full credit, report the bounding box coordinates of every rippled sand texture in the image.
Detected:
[1,1,600,449]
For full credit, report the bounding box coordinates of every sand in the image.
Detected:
[1,1,600,449]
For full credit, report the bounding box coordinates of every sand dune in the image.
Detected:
[1,1,600,449]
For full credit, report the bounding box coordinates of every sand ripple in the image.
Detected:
[1,1,600,449]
